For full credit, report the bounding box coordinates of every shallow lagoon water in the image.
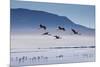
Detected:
[11,47,95,66]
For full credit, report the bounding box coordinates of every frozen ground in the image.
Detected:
[11,34,95,66]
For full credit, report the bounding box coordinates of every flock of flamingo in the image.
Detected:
[11,55,64,63]
[39,24,81,39]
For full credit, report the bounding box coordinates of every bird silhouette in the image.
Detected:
[42,32,51,36]
[39,24,47,30]
[54,35,61,39]
[58,26,66,31]
[71,28,81,35]
[56,55,64,59]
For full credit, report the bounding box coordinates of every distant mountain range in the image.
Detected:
[11,8,95,35]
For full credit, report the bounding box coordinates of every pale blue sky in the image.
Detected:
[11,0,95,29]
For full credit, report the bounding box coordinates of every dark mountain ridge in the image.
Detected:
[11,8,95,35]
